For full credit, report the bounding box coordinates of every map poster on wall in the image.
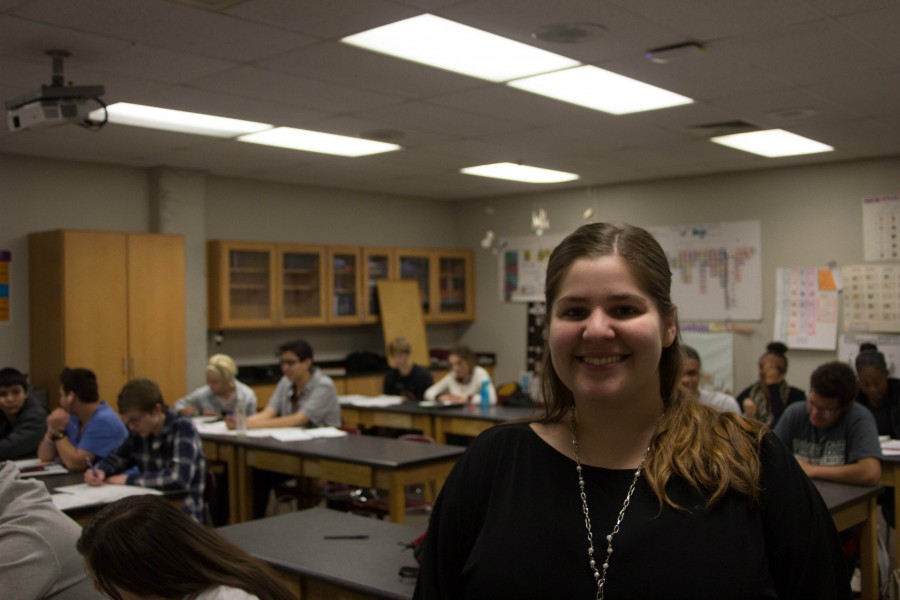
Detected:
[499,233,565,302]
[838,333,900,375]
[648,221,762,321]
[773,267,839,350]
[863,193,900,262]
[842,264,900,333]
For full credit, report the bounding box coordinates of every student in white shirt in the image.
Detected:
[425,344,497,405]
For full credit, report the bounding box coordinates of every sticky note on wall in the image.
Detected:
[0,251,9,322]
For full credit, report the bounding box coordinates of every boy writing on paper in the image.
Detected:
[774,361,882,486]
[38,368,128,471]
[84,378,207,523]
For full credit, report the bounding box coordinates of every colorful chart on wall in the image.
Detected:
[841,264,900,333]
[863,193,900,261]
[773,266,839,350]
[498,233,565,302]
[648,221,762,321]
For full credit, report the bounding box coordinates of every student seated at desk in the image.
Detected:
[231,339,340,519]
[175,354,258,418]
[774,361,882,486]
[855,343,900,438]
[38,367,128,471]
[227,339,340,431]
[85,378,207,523]
[0,461,100,599]
[737,341,805,426]
[424,344,496,405]
[0,367,47,460]
[680,345,740,414]
[78,495,294,600]
[383,337,433,400]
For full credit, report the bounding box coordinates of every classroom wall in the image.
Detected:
[453,155,900,392]
[0,154,465,392]
[5,152,899,399]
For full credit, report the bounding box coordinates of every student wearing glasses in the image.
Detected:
[229,339,340,518]
[84,378,207,523]
[774,361,881,486]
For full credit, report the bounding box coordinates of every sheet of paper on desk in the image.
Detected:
[881,440,900,455]
[195,420,230,435]
[51,483,163,511]
[13,458,69,477]
[269,427,348,442]
[339,395,405,407]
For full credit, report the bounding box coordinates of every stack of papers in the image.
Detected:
[881,439,900,456]
[339,395,405,407]
[51,483,162,511]
[13,458,69,477]
[194,421,349,442]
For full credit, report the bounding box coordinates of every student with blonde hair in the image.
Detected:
[175,354,258,417]
[383,337,433,400]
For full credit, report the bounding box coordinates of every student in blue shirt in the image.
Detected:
[85,378,207,523]
[38,368,128,471]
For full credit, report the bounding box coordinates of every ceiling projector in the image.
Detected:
[5,49,106,132]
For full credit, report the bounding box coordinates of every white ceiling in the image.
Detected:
[2,0,899,200]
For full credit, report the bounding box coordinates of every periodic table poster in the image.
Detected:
[842,264,900,333]
[863,193,900,262]
[773,266,839,350]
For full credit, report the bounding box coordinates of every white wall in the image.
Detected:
[5,152,899,397]
[454,156,900,392]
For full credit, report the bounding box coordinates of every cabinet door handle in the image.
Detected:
[122,357,128,375]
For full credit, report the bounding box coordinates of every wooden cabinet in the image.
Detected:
[208,241,327,329]
[28,230,186,411]
[361,247,395,324]
[209,242,475,329]
[395,248,475,322]
[326,246,362,324]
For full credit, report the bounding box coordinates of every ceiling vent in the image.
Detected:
[684,120,759,139]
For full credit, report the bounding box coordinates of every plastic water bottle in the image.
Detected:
[235,401,247,437]
[480,380,490,410]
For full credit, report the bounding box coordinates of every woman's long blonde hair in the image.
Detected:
[539,223,766,509]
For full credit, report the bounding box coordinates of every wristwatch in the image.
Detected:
[50,430,67,442]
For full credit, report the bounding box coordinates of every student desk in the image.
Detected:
[42,471,185,526]
[201,433,465,524]
[879,454,900,568]
[219,506,421,600]
[340,400,539,445]
[815,480,882,600]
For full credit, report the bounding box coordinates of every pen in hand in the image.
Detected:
[86,457,98,478]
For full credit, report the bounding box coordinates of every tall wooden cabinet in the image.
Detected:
[28,230,186,411]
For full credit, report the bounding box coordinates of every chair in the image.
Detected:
[346,433,437,519]
[273,426,362,514]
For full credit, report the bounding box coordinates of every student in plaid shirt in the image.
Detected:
[85,378,206,523]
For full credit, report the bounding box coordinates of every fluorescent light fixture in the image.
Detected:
[709,129,834,157]
[89,102,271,137]
[461,162,579,183]
[508,65,693,114]
[341,14,579,83]
[238,127,400,157]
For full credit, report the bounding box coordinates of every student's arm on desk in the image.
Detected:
[124,421,202,492]
[41,434,94,471]
[797,456,882,486]
[243,407,310,429]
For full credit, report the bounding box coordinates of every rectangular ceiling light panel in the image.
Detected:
[710,129,834,157]
[89,102,271,137]
[461,162,579,183]
[508,65,693,114]
[238,127,401,157]
[342,14,579,83]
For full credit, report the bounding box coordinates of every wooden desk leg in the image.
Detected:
[388,473,406,524]
[894,465,900,571]
[860,497,879,600]
[237,446,251,523]
[433,418,446,445]
[221,444,241,526]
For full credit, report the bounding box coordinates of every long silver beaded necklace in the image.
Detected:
[570,408,649,600]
